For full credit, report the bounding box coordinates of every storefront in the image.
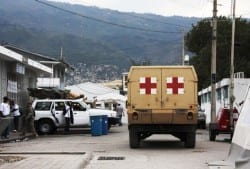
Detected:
[0,46,52,108]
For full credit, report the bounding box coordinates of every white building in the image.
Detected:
[4,45,72,90]
[198,72,250,124]
[0,46,52,107]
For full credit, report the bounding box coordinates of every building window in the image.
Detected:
[204,93,208,103]
[216,88,221,101]
[200,95,204,104]
[208,92,211,102]
[223,86,229,99]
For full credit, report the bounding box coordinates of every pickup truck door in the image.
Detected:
[53,101,66,125]
[71,102,89,126]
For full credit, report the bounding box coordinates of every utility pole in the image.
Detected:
[209,0,217,137]
[60,47,63,60]
[182,29,185,65]
[229,0,236,138]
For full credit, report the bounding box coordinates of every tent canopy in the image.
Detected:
[97,93,126,102]
[66,82,126,102]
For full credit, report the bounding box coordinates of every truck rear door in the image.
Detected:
[161,67,197,124]
[129,68,161,123]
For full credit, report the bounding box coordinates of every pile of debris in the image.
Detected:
[0,156,25,165]
[27,88,86,100]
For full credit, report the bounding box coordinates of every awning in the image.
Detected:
[0,46,52,74]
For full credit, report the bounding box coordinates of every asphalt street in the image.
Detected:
[0,125,231,169]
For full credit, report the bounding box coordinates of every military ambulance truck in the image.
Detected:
[127,66,198,148]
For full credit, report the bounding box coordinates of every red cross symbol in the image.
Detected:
[139,77,157,94]
[166,77,184,94]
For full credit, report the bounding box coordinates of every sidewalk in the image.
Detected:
[0,131,90,169]
[0,131,35,144]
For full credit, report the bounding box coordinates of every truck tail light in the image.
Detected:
[132,112,138,120]
[187,112,193,120]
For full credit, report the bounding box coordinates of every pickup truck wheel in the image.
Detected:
[38,119,55,135]
[129,128,140,148]
[184,132,196,148]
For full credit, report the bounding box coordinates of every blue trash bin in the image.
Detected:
[90,115,102,136]
[102,115,108,135]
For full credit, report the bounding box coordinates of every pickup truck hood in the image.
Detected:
[88,108,117,118]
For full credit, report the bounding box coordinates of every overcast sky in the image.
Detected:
[50,0,250,18]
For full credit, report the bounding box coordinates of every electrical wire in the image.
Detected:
[35,0,182,34]
[107,12,190,29]
[119,38,182,51]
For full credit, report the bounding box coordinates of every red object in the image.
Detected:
[166,77,184,94]
[216,108,239,131]
[139,77,157,94]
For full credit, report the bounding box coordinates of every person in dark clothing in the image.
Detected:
[20,101,38,137]
[116,104,124,126]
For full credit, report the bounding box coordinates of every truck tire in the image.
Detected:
[209,129,216,141]
[38,119,55,135]
[129,128,140,148]
[184,132,196,148]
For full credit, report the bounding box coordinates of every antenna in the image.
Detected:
[60,47,63,60]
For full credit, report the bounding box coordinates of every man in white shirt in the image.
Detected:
[10,100,21,132]
[63,101,74,133]
[0,96,10,139]
[9,100,21,132]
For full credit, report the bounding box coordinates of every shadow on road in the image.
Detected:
[140,140,185,149]
[42,125,124,136]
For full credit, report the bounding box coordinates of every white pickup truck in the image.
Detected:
[32,99,119,134]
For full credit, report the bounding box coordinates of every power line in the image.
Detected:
[119,38,182,51]
[93,8,190,29]
[64,0,196,29]
[35,0,182,34]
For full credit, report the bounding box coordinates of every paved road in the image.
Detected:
[0,125,231,169]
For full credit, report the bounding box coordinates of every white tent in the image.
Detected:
[97,92,127,102]
[66,82,119,100]
[66,82,126,102]
[209,84,250,169]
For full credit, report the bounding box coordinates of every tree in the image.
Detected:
[186,17,250,91]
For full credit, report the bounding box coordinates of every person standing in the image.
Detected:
[116,103,124,126]
[64,101,74,133]
[20,101,38,137]
[0,96,11,139]
[10,100,21,132]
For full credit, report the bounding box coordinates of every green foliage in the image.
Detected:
[186,17,250,90]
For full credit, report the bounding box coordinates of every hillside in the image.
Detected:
[0,0,200,77]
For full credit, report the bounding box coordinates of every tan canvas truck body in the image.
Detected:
[127,66,198,148]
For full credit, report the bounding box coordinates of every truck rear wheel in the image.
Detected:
[129,128,140,148]
[184,132,196,148]
[38,119,55,135]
